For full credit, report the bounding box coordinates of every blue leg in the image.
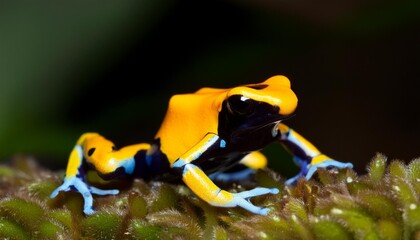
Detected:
[285,156,308,185]
[285,156,354,185]
[305,160,353,180]
[209,168,255,183]
[89,186,119,195]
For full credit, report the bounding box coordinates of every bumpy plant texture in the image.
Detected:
[0,153,419,240]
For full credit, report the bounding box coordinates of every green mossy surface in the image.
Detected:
[0,153,419,240]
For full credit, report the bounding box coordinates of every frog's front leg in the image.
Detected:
[276,123,353,185]
[172,134,278,215]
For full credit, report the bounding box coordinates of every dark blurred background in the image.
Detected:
[0,0,419,177]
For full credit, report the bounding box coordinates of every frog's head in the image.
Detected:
[218,75,298,144]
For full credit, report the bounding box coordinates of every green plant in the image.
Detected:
[0,153,419,239]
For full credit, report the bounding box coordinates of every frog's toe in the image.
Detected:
[231,196,268,215]
[50,188,62,198]
[229,187,278,215]
[83,206,95,215]
[90,186,119,196]
[50,183,72,198]
[323,160,353,169]
[343,162,354,168]
[258,207,271,216]
[236,187,279,199]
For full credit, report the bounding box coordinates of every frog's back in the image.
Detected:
[154,75,297,165]
[154,87,228,165]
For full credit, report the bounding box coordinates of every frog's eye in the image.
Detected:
[227,95,255,116]
[87,148,96,157]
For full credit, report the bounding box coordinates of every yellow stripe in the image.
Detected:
[65,145,82,177]
[228,75,298,115]
[311,154,331,165]
[183,164,233,205]
[289,129,320,156]
[112,143,150,161]
[173,134,218,167]
[65,133,99,177]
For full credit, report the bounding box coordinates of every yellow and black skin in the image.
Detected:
[51,75,353,215]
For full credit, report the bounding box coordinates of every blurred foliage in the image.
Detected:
[0,0,175,161]
[0,153,419,239]
[0,0,419,175]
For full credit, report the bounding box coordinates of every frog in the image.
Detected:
[50,75,353,215]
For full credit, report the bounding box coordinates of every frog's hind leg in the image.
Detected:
[209,151,267,183]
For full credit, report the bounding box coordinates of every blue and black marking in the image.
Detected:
[132,139,177,182]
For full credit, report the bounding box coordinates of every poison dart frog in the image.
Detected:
[51,75,353,215]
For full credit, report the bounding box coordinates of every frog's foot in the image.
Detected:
[285,156,353,185]
[230,187,279,215]
[50,176,119,215]
[305,160,353,181]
